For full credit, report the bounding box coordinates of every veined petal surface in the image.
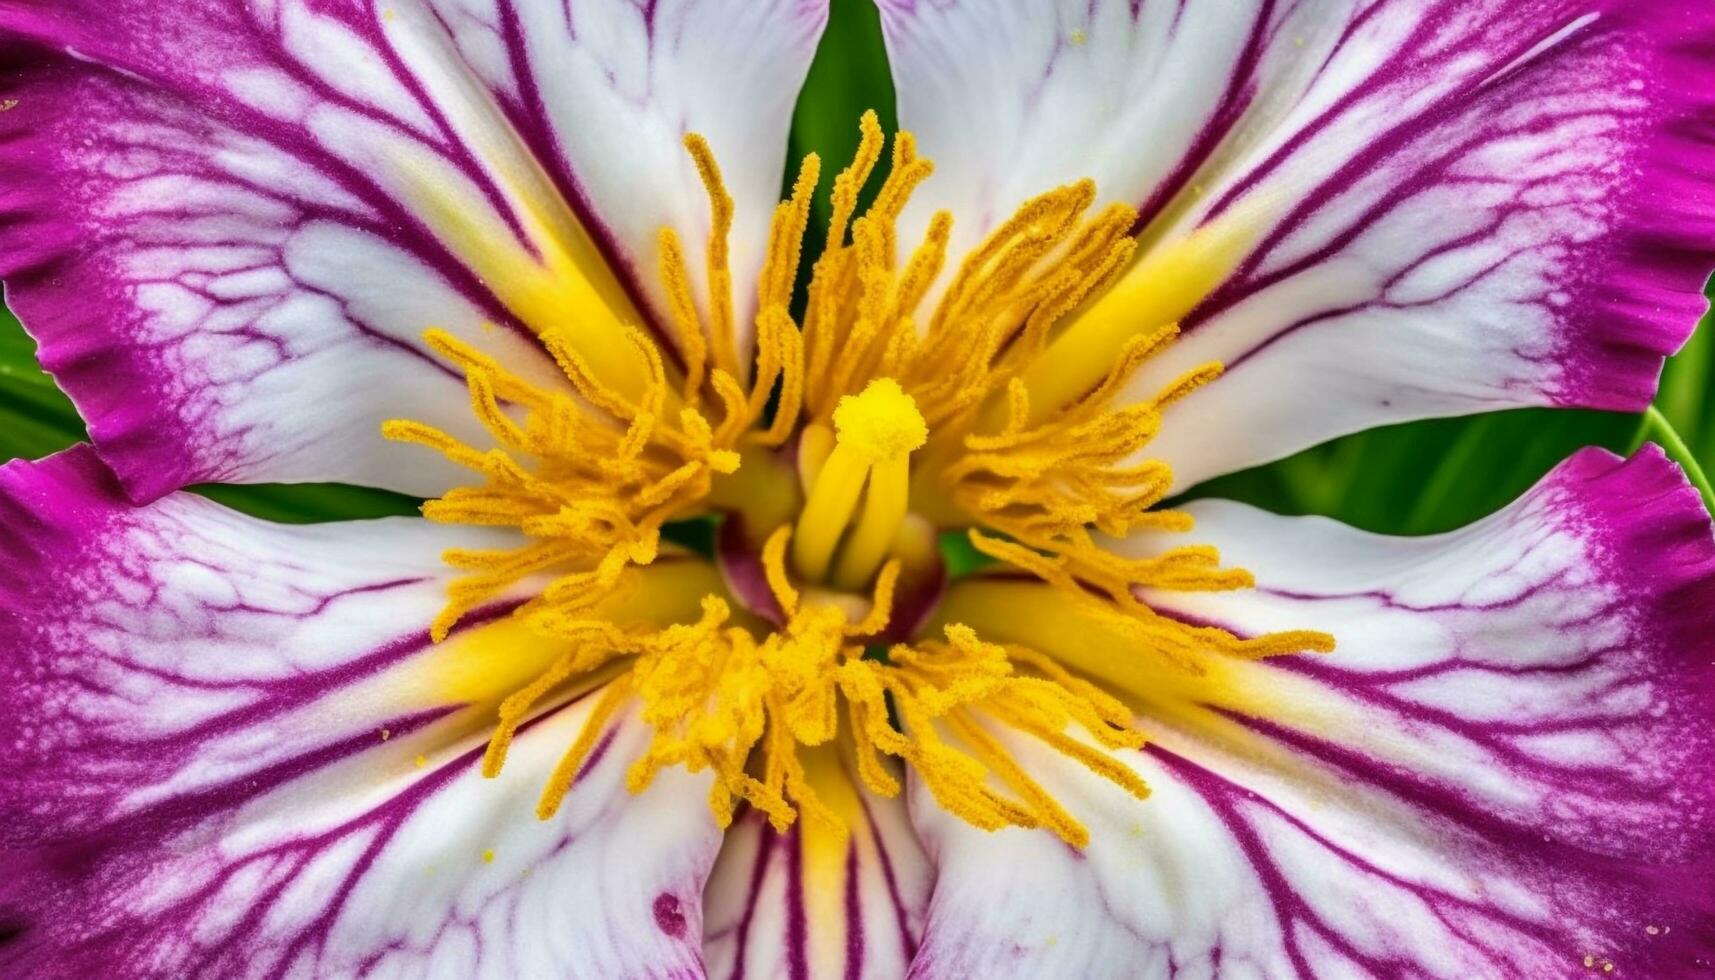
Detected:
[0,0,825,500]
[881,0,1715,488]
[916,447,1715,978]
[703,747,931,980]
[0,448,722,978]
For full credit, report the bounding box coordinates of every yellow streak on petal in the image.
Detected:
[397,158,657,400]
[936,579,1433,797]
[933,578,1290,717]
[375,8,659,400]
[799,744,864,976]
[422,560,724,707]
[1018,207,1258,423]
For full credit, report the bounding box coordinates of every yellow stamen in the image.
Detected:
[591,526,1156,845]
[536,676,634,819]
[682,133,741,381]
[384,112,1333,852]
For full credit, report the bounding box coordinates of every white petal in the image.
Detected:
[0,448,724,977]
[0,0,827,498]
[703,747,931,980]
[881,0,1715,488]
[914,447,1715,977]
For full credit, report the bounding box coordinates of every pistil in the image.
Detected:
[792,378,928,588]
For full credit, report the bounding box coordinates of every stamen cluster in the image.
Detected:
[390,112,1333,846]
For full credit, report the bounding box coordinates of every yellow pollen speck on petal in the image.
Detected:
[414,754,427,769]
[0,99,18,112]
[1069,28,1087,45]
[379,728,391,741]
[482,849,495,864]
[833,379,927,463]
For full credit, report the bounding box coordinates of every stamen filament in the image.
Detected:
[796,423,835,490]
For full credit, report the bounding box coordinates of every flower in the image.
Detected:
[1,0,1714,976]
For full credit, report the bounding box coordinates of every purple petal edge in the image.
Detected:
[1472,442,1715,973]
[0,444,125,604]
[0,52,223,504]
[1554,442,1715,668]
[1565,4,1715,408]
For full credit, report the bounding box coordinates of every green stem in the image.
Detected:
[1636,405,1715,515]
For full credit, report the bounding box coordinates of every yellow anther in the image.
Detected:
[551,546,1157,846]
[762,524,800,617]
[536,677,634,820]
[386,313,747,642]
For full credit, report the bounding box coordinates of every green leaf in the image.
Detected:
[786,0,897,237]
[1186,408,1640,535]
[938,529,996,578]
[190,482,421,524]
[0,306,84,459]
[661,514,720,558]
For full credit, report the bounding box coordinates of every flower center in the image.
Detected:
[387,113,1332,847]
